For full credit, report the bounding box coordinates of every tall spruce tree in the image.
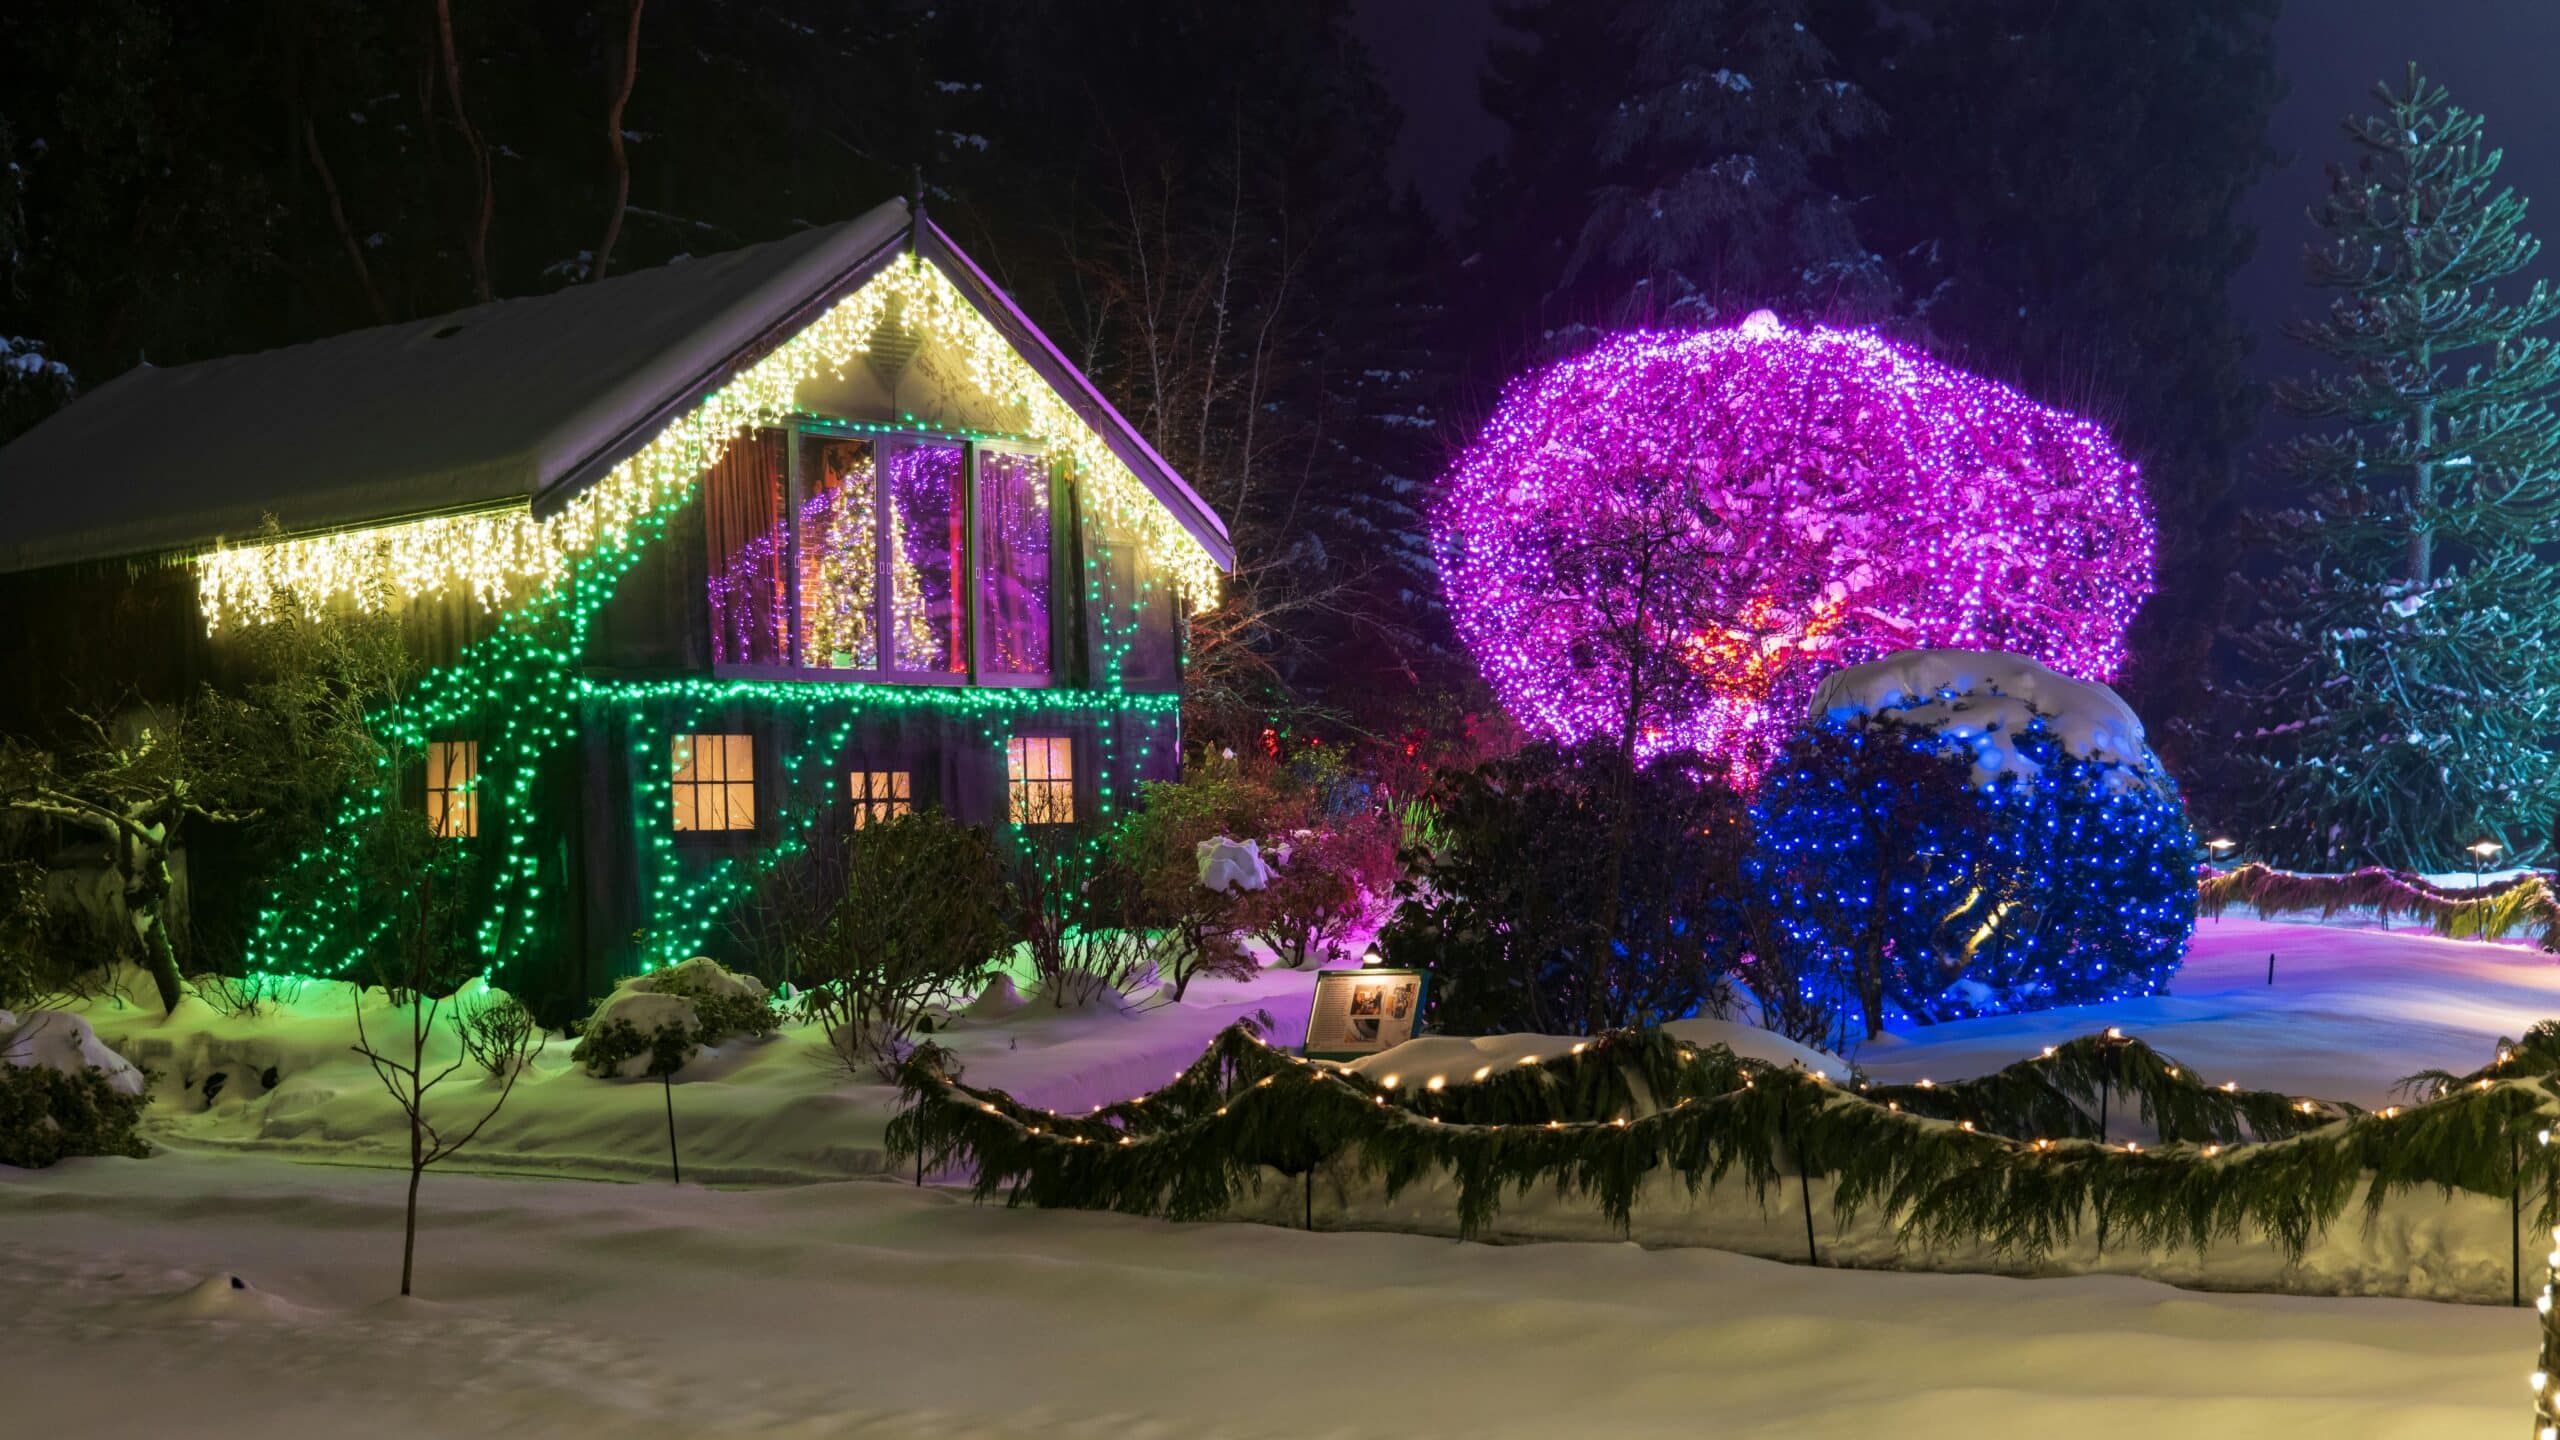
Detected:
[1827,1,2279,776]
[1466,0,1892,357]
[2231,67,2560,869]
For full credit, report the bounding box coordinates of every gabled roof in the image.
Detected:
[0,198,1231,573]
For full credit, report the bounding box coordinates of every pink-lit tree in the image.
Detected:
[1435,313,2153,778]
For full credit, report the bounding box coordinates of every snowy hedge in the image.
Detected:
[0,1010,150,1167]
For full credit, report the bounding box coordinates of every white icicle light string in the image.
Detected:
[196,254,1221,630]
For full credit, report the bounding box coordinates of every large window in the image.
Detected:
[977,448,1051,677]
[672,733,757,832]
[798,436,881,670]
[1006,735,1075,825]
[719,429,1052,682]
[426,740,479,838]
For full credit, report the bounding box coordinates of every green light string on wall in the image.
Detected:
[242,444,1178,991]
[609,680,1177,973]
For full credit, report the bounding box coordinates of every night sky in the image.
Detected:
[1352,0,2560,381]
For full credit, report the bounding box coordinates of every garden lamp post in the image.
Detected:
[2207,836,2236,866]
[2471,838,2503,893]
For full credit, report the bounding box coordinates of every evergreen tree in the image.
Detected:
[2230,67,2560,869]
[1827,1,2279,772]
[1466,0,1891,356]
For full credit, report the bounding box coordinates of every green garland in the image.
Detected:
[887,1020,2560,1261]
[2201,861,2560,950]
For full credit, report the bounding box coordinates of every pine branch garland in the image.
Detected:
[889,1019,2560,1269]
[2200,861,2560,949]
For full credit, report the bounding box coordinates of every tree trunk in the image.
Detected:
[2408,392,2436,585]
[401,1153,423,1297]
[139,913,184,1015]
[593,0,645,282]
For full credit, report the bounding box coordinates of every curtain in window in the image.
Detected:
[977,451,1051,675]
[703,431,788,665]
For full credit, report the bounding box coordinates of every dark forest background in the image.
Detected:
[0,1,2281,783]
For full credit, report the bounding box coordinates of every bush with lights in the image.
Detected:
[1746,651,2198,1041]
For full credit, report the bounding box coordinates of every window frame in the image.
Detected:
[847,766,915,828]
[707,420,1059,691]
[425,738,481,839]
[669,731,762,837]
[1005,733,1080,828]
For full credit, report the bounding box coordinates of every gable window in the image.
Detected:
[848,768,913,827]
[886,443,968,674]
[977,448,1051,678]
[426,740,479,838]
[798,436,881,670]
[1006,735,1075,825]
[671,733,757,832]
[724,430,1053,684]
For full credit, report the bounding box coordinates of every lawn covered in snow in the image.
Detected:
[0,1148,2524,1439]
[1857,914,2560,1107]
[8,915,2560,1433]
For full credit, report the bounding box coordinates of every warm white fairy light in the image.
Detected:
[198,254,1221,629]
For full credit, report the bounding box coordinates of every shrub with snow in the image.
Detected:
[572,957,774,1079]
[0,1009,150,1167]
[1751,650,2197,1034]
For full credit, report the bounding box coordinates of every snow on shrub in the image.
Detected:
[0,1009,151,1167]
[1749,649,2197,1037]
[572,957,774,1079]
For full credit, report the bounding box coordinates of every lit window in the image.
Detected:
[426,740,479,838]
[883,443,966,674]
[977,450,1051,676]
[797,436,881,670]
[1006,736,1075,825]
[672,733,757,832]
[848,769,913,828]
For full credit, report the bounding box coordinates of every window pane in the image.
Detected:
[426,739,480,839]
[1007,737,1074,825]
[886,443,966,674]
[672,733,754,833]
[799,436,880,670]
[977,451,1051,675]
[704,430,790,666]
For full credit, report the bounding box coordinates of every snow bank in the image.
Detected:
[0,1150,2516,1437]
[1346,1016,1841,1085]
[1,1009,145,1095]
[1810,647,2170,795]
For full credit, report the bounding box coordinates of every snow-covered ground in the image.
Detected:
[71,954,1342,1186]
[0,1148,2523,1439]
[1857,914,2560,1107]
[8,915,2558,1433]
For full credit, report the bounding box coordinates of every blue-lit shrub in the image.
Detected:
[1746,715,2196,1041]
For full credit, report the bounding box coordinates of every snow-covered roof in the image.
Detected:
[0,198,1230,573]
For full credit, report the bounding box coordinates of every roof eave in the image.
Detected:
[527,220,916,521]
[916,217,1235,572]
